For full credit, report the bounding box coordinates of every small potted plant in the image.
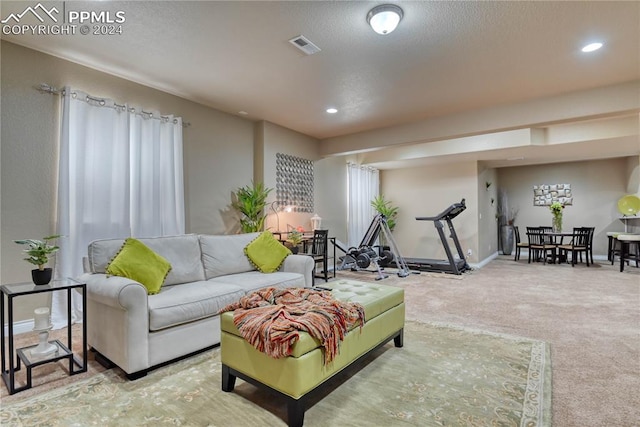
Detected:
[14,235,60,285]
[287,230,303,254]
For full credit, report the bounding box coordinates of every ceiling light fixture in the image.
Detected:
[581,42,603,53]
[367,4,403,35]
[326,108,338,114]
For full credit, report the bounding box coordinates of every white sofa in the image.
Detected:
[80,233,314,379]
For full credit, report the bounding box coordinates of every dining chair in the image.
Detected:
[513,226,528,261]
[557,227,591,267]
[308,229,329,284]
[575,226,595,265]
[539,226,555,245]
[526,227,556,264]
[584,227,595,264]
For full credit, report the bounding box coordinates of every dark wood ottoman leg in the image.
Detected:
[394,328,404,347]
[287,397,305,427]
[222,364,236,392]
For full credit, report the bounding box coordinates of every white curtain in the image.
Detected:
[347,163,379,248]
[53,88,184,328]
[129,112,185,236]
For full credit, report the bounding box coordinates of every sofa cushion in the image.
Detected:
[148,281,245,331]
[199,233,259,279]
[244,231,291,273]
[208,271,305,293]
[106,238,172,295]
[88,234,206,286]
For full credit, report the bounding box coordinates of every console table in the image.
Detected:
[0,278,87,394]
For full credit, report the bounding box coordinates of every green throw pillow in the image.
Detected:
[244,231,291,273]
[106,238,172,295]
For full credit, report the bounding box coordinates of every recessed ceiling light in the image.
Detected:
[326,108,338,114]
[238,111,248,115]
[581,42,603,53]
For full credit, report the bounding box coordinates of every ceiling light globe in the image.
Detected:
[367,4,403,35]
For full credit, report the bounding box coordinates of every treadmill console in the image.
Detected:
[416,198,466,221]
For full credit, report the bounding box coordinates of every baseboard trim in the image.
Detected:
[469,252,499,270]
[3,319,34,336]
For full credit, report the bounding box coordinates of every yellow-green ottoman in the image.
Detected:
[221,280,405,427]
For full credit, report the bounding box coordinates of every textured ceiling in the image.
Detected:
[1,1,639,165]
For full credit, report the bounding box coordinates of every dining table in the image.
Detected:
[542,230,588,264]
[542,231,575,244]
[540,230,580,264]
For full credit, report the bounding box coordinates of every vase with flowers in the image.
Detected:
[550,202,564,232]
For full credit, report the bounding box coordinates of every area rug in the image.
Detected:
[0,321,551,427]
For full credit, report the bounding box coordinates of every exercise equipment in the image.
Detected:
[338,214,411,280]
[402,198,470,275]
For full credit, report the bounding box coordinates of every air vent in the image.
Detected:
[288,35,321,55]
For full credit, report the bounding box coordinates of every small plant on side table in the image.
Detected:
[14,235,60,285]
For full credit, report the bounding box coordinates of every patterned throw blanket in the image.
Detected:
[219,287,365,365]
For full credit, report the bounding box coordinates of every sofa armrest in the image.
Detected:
[80,273,150,374]
[80,273,149,310]
[281,254,315,287]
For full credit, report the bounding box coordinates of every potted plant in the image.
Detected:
[287,230,303,254]
[371,195,398,250]
[371,194,398,232]
[14,235,60,285]
[233,181,273,233]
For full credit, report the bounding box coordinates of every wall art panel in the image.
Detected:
[533,184,573,206]
[276,153,314,212]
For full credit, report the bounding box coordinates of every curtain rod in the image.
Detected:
[36,83,191,128]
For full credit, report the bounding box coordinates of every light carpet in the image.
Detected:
[0,320,550,427]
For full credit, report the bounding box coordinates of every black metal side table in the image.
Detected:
[1,278,87,394]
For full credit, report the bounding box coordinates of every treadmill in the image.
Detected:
[403,198,470,275]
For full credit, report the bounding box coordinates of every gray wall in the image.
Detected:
[380,161,480,263]
[255,121,348,249]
